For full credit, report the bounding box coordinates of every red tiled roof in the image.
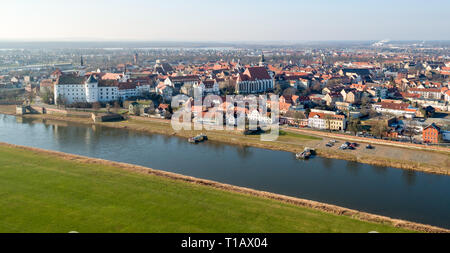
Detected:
[118,82,136,90]
[409,88,441,93]
[376,102,409,110]
[238,67,271,81]
[308,112,345,120]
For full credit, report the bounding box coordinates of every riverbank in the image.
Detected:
[4,106,447,176]
[1,142,448,233]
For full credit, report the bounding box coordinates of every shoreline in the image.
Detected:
[1,141,448,233]
[6,110,449,176]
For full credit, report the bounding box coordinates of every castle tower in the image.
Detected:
[85,75,98,103]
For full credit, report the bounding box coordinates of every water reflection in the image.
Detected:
[372,166,388,176]
[236,146,253,159]
[346,161,360,176]
[402,170,417,186]
[321,158,333,170]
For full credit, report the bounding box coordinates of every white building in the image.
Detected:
[444,90,450,102]
[247,109,276,124]
[164,75,200,91]
[98,84,119,102]
[156,82,174,101]
[54,74,151,105]
[54,75,99,104]
[372,102,417,118]
[194,79,220,95]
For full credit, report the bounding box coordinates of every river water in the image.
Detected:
[1,114,449,228]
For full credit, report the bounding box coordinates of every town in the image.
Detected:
[2,0,450,243]
[1,41,449,146]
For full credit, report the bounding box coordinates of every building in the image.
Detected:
[164,75,201,92]
[340,88,361,103]
[372,102,417,118]
[156,82,174,101]
[236,67,274,94]
[98,81,119,102]
[195,79,220,95]
[323,92,343,106]
[308,111,346,131]
[54,75,99,105]
[408,88,443,100]
[422,123,442,143]
[118,82,137,100]
[444,90,450,102]
[54,74,150,105]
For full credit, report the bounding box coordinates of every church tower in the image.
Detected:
[259,52,266,67]
[134,53,138,65]
[80,56,84,67]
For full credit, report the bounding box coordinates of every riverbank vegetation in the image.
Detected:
[0,144,418,233]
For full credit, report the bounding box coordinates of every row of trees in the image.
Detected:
[347,117,390,139]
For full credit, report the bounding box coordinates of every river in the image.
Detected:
[1,114,449,228]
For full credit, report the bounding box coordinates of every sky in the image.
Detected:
[1,0,449,42]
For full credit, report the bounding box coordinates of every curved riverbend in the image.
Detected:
[1,114,449,229]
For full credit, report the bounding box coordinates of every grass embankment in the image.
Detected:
[0,144,415,233]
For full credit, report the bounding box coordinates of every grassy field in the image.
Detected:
[279,129,321,140]
[0,145,413,233]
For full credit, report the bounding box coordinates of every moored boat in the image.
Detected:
[296,147,315,160]
[188,133,208,144]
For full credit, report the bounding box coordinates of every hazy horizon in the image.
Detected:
[2,0,449,42]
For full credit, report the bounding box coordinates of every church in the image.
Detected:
[235,53,274,94]
[235,54,274,94]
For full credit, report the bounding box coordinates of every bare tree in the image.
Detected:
[371,121,389,139]
[92,102,101,112]
[113,101,120,114]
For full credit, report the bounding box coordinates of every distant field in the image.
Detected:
[0,145,411,233]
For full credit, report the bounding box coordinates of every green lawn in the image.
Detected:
[0,145,411,233]
[279,130,322,140]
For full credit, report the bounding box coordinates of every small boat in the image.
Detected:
[188,133,208,144]
[296,147,315,160]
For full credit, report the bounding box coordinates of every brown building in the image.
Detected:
[422,123,442,143]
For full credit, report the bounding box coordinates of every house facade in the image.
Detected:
[54,75,99,104]
[54,74,151,105]
[422,123,442,143]
[308,112,346,131]
[372,102,417,118]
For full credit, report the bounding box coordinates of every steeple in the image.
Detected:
[259,52,266,66]
[134,53,138,65]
